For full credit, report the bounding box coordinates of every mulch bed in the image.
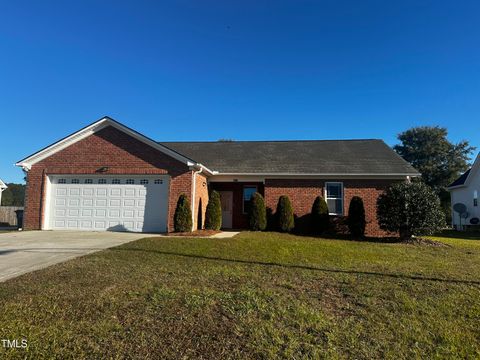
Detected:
[167,230,221,237]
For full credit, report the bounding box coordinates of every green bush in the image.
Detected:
[205,190,222,230]
[249,192,267,231]
[377,181,446,239]
[174,194,192,232]
[347,196,366,238]
[310,196,329,234]
[276,195,294,232]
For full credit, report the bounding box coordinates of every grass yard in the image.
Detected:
[0,232,479,359]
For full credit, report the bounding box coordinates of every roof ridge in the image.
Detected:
[159,139,382,144]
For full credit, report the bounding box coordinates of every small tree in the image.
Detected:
[249,192,267,231]
[276,196,294,232]
[348,196,366,238]
[310,196,329,234]
[174,194,192,232]
[205,190,222,230]
[377,182,445,239]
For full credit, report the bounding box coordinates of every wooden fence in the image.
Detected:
[0,206,23,226]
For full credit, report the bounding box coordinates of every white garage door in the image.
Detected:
[46,175,169,232]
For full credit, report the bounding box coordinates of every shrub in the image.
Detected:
[377,181,445,239]
[205,190,222,230]
[348,196,366,238]
[276,195,294,232]
[310,196,329,234]
[174,194,192,232]
[249,192,267,231]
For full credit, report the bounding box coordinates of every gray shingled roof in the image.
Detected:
[159,139,419,175]
[448,169,471,187]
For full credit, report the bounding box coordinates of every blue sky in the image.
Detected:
[1,0,479,183]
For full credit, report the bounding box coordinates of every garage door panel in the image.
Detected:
[110,188,121,196]
[48,175,169,232]
[82,209,93,217]
[83,189,94,196]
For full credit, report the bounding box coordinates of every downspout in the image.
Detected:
[191,167,204,231]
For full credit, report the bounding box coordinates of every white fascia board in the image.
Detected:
[0,179,7,191]
[189,163,216,177]
[15,117,197,170]
[211,172,419,178]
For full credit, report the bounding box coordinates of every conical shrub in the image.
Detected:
[205,190,222,230]
[249,192,267,231]
[310,196,329,234]
[174,194,192,232]
[276,195,294,232]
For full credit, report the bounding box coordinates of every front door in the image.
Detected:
[219,191,233,229]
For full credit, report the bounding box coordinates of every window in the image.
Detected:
[112,179,121,184]
[243,186,257,214]
[140,179,149,185]
[126,179,135,184]
[154,179,163,184]
[98,179,107,184]
[58,179,66,184]
[325,182,343,215]
[71,179,80,184]
[84,179,93,184]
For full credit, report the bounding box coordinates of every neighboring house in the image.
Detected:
[0,179,7,205]
[448,153,480,229]
[16,116,419,236]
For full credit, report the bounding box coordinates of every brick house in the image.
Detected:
[16,116,419,236]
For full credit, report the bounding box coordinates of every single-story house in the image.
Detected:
[16,116,419,236]
[0,179,7,205]
[448,153,480,229]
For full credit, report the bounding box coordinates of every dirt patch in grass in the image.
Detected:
[167,230,221,237]
[402,237,450,247]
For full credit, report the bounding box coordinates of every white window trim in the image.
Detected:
[325,182,344,216]
[242,185,258,214]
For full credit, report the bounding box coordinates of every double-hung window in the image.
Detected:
[243,186,257,214]
[325,182,343,215]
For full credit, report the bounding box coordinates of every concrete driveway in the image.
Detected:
[0,231,157,282]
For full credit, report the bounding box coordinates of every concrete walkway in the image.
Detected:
[210,231,240,238]
[0,231,157,282]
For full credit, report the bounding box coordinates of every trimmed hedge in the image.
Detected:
[310,196,329,234]
[276,196,294,232]
[205,190,222,230]
[174,194,192,232]
[249,192,267,231]
[347,196,366,238]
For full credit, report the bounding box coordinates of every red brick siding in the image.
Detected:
[264,179,395,237]
[194,173,209,230]
[23,126,193,232]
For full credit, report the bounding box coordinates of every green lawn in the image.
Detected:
[0,232,479,359]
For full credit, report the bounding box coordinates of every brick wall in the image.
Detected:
[264,179,395,237]
[23,125,193,232]
[194,172,209,230]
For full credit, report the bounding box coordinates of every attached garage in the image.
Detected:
[45,175,170,232]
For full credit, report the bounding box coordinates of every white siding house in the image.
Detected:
[0,179,7,205]
[448,154,480,229]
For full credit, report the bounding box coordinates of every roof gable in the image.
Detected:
[448,153,480,189]
[16,116,197,170]
[0,179,6,190]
